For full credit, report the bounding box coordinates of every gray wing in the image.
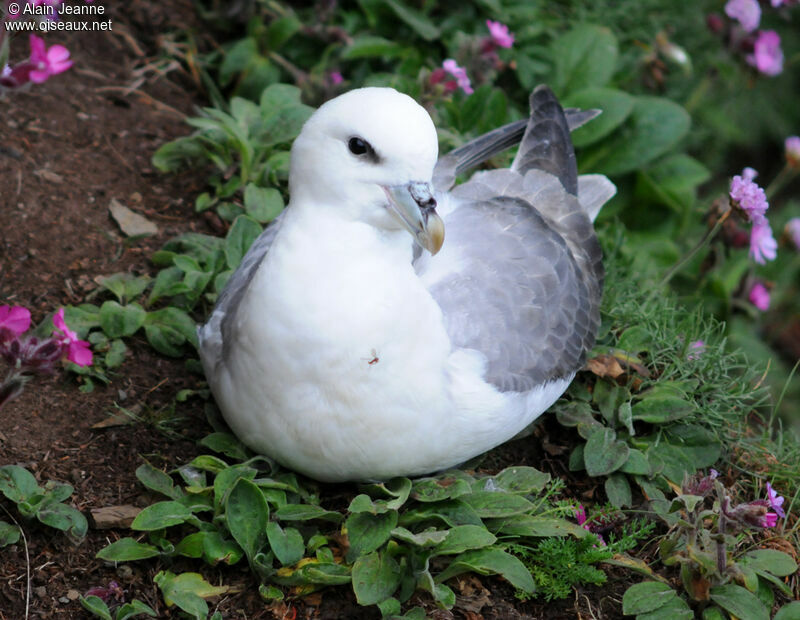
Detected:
[432,107,600,193]
[197,211,285,370]
[419,86,605,393]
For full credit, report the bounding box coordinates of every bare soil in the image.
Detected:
[0,3,630,617]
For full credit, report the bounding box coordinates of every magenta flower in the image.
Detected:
[748,282,770,311]
[52,308,92,366]
[786,136,800,168]
[0,306,31,338]
[750,221,778,264]
[486,20,515,49]
[687,340,705,360]
[729,170,768,224]
[27,35,73,84]
[329,71,343,86]
[442,59,473,95]
[724,0,761,31]
[747,30,783,76]
[766,482,786,518]
[785,219,800,250]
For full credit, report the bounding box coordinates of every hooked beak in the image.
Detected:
[383,182,445,255]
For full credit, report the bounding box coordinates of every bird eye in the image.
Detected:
[348,137,369,156]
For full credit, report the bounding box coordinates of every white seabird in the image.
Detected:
[198,85,616,482]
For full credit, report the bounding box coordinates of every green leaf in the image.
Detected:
[274,504,343,522]
[202,531,244,566]
[461,491,535,518]
[605,473,632,508]
[80,595,112,620]
[552,24,618,95]
[266,15,301,50]
[273,559,351,586]
[352,550,402,606]
[584,428,629,476]
[131,501,192,531]
[0,520,20,547]
[225,215,263,270]
[143,307,197,357]
[564,88,634,147]
[225,478,269,564]
[709,584,769,620]
[267,522,305,566]
[399,499,482,528]
[98,301,146,339]
[432,525,496,555]
[342,35,404,60]
[116,598,157,620]
[37,502,88,538]
[635,596,693,619]
[96,538,161,562]
[632,394,694,424]
[97,273,151,304]
[199,433,250,461]
[243,184,284,223]
[586,97,691,176]
[621,581,677,614]
[391,527,449,548]
[154,571,229,618]
[151,136,205,172]
[620,449,650,476]
[0,465,40,502]
[491,467,550,494]
[488,515,588,538]
[774,602,800,620]
[104,338,127,368]
[741,549,798,577]
[346,511,398,561]
[411,476,472,502]
[664,425,721,469]
[383,0,439,41]
[136,463,182,500]
[219,37,257,87]
[437,548,535,594]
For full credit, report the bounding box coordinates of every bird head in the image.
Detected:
[289,87,444,254]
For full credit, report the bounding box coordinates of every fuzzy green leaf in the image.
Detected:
[584,428,629,476]
[709,584,769,620]
[96,538,161,562]
[274,504,343,522]
[437,548,535,593]
[346,511,398,561]
[352,550,402,606]
[266,522,305,566]
[460,491,534,518]
[243,184,284,223]
[621,581,678,614]
[605,473,632,508]
[741,549,798,577]
[0,521,20,547]
[225,215,263,270]
[552,24,618,95]
[0,465,41,502]
[225,478,268,563]
[491,467,550,495]
[98,301,146,338]
[154,571,229,617]
[135,463,182,500]
[80,595,112,620]
[131,501,192,531]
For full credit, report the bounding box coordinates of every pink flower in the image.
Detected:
[486,20,515,49]
[785,218,800,250]
[725,0,761,31]
[27,35,73,84]
[748,282,770,311]
[329,71,343,86]
[750,221,777,264]
[688,340,705,360]
[730,170,768,224]
[442,59,473,95]
[785,136,800,168]
[52,308,92,366]
[0,306,31,337]
[747,30,783,76]
[766,482,786,518]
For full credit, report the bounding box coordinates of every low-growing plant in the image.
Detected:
[92,431,656,616]
[621,470,796,619]
[0,465,87,542]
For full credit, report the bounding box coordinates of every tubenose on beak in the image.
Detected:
[383,182,445,255]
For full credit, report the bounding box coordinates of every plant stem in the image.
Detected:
[716,513,726,575]
[765,164,796,201]
[648,209,732,304]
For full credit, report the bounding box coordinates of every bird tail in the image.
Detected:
[511,85,579,196]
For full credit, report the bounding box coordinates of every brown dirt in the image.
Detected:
[0,3,630,617]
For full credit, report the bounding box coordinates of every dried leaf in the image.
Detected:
[109,198,158,236]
